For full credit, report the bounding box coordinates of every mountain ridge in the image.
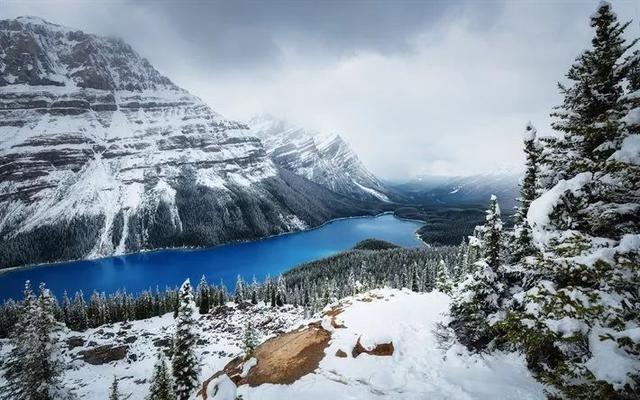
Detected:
[0,17,379,268]
[248,115,391,202]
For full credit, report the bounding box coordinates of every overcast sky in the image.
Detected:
[2,0,639,179]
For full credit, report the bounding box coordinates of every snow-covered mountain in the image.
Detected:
[248,115,390,202]
[0,17,375,268]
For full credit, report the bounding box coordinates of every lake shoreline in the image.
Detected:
[0,212,425,280]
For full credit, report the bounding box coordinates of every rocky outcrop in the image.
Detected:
[0,17,378,268]
[79,344,128,365]
[198,322,331,397]
[249,115,390,202]
[351,336,394,357]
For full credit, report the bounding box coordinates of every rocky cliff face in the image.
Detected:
[248,115,390,203]
[0,17,375,268]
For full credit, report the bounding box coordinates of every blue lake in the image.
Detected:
[0,214,424,302]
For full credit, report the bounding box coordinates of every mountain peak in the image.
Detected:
[0,16,175,90]
[248,116,390,202]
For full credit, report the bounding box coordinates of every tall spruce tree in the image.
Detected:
[434,259,452,294]
[196,275,210,315]
[250,275,259,305]
[148,353,175,400]
[171,279,200,400]
[449,196,504,349]
[2,282,63,400]
[234,275,244,304]
[242,319,259,359]
[547,1,636,182]
[483,195,503,270]
[495,3,640,397]
[512,123,541,263]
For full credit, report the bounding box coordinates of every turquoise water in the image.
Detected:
[0,214,424,301]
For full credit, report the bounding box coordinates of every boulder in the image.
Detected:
[79,345,128,365]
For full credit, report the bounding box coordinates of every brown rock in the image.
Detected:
[79,345,128,365]
[66,336,85,349]
[335,349,348,358]
[198,322,331,398]
[352,336,394,358]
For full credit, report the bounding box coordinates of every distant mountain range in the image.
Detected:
[392,171,521,212]
[0,17,380,268]
[248,115,390,202]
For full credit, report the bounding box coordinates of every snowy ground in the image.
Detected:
[1,289,546,399]
[234,289,546,400]
[0,303,304,399]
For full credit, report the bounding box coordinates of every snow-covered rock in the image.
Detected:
[248,115,390,202]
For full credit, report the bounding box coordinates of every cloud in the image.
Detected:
[1,0,638,179]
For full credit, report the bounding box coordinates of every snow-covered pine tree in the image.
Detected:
[511,123,541,263]
[1,281,36,399]
[242,320,259,359]
[196,275,210,315]
[496,3,640,397]
[483,195,502,270]
[449,196,504,350]
[276,275,287,306]
[2,282,64,400]
[435,259,452,294]
[411,264,420,292]
[218,279,228,306]
[31,283,63,398]
[70,291,88,331]
[147,353,175,400]
[452,239,467,281]
[109,376,120,400]
[234,275,244,304]
[171,279,200,400]
[545,1,636,184]
[250,275,259,305]
[61,291,71,327]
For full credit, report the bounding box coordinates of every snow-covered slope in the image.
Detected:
[248,115,390,202]
[0,17,375,268]
[0,300,305,399]
[221,289,545,400]
[0,289,545,399]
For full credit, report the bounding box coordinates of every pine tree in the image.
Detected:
[171,279,200,400]
[109,376,120,400]
[411,264,420,292]
[449,197,504,350]
[434,259,452,294]
[61,291,71,328]
[250,276,259,305]
[276,275,286,306]
[495,3,640,397]
[2,282,63,400]
[196,275,210,315]
[547,1,636,182]
[242,320,259,359]
[234,275,244,304]
[218,279,228,307]
[482,195,502,270]
[148,353,175,400]
[512,123,541,263]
